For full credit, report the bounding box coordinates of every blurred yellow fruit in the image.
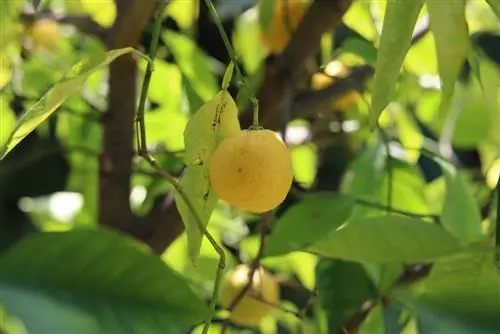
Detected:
[260,0,310,53]
[486,158,500,190]
[209,128,293,213]
[311,60,360,111]
[27,18,60,52]
[219,264,280,327]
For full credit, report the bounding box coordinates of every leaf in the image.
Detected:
[427,0,470,117]
[0,228,208,333]
[438,160,482,240]
[316,258,377,332]
[393,245,500,331]
[485,0,500,26]
[80,0,116,28]
[163,31,218,102]
[258,0,278,32]
[264,193,355,257]
[369,0,424,128]
[0,47,138,160]
[176,90,240,263]
[307,216,462,263]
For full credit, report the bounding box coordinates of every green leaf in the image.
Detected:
[427,0,470,117]
[258,0,278,32]
[264,193,355,257]
[0,228,208,333]
[176,90,240,263]
[393,245,500,330]
[485,0,500,23]
[316,259,377,332]
[163,31,218,102]
[0,47,138,160]
[438,160,482,240]
[369,0,424,128]
[307,216,462,263]
[80,0,116,28]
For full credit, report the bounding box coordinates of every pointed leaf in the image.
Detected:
[0,228,208,333]
[176,90,240,263]
[427,0,470,117]
[307,216,462,263]
[369,0,424,127]
[0,47,138,159]
[485,0,500,21]
[264,193,355,257]
[438,160,482,240]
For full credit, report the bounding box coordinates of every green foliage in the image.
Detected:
[264,193,355,257]
[0,228,208,333]
[369,0,424,127]
[307,215,462,263]
[427,0,470,117]
[176,90,240,263]
[0,47,140,159]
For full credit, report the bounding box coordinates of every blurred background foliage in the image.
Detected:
[0,0,500,333]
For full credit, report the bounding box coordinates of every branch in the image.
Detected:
[241,0,353,130]
[98,0,157,231]
[292,65,374,118]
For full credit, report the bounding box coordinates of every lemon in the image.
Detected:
[260,0,310,53]
[311,61,360,111]
[219,264,280,326]
[27,19,60,52]
[209,128,293,213]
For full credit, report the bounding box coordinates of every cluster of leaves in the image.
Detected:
[0,0,499,333]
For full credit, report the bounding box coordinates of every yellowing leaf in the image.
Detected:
[176,90,240,263]
[80,0,116,28]
[0,47,138,159]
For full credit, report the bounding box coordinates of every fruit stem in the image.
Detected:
[134,2,226,332]
[204,0,260,126]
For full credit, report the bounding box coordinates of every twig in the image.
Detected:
[220,211,273,333]
[134,2,225,333]
[338,300,377,334]
[204,0,260,127]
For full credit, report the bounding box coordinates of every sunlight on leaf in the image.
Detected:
[485,0,500,21]
[427,0,470,118]
[0,47,138,160]
[163,31,218,102]
[175,90,240,263]
[369,0,424,128]
[80,0,116,28]
[308,216,462,263]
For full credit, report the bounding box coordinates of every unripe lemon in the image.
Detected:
[27,19,60,52]
[219,264,280,326]
[260,0,310,53]
[209,128,293,213]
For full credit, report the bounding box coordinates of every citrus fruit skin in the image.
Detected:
[28,19,60,51]
[260,0,310,53]
[311,61,360,111]
[209,129,293,213]
[219,264,280,327]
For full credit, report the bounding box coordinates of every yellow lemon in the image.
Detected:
[27,18,60,52]
[219,264,280,326]
[260,0,310,53]
[311,62,360,111]
[209,128,293,213]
